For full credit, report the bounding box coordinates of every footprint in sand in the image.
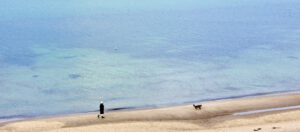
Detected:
[272,126,280,129]
[253,128,261,131]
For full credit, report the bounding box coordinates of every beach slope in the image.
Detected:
[1,92,300,132]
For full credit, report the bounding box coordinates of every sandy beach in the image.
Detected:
[1,92,300,132]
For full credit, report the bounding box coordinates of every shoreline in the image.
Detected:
[233,105,300,116]
[1,89,300,125]
[1,91,300,131]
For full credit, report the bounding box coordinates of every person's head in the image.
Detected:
[100,97,103,103]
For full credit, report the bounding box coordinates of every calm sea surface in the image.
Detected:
[1,0,300,119]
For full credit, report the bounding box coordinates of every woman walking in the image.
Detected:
[98,98,105,119]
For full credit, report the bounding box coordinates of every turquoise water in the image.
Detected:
[1,0,300,119]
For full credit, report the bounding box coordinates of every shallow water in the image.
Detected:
[1,0,300,119]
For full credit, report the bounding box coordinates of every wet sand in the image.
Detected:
[1,92,300,132]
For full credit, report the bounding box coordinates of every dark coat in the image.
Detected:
[100,103,104,114]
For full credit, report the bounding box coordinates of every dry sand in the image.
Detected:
[1,92,300,132]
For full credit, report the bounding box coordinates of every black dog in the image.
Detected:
[193,104,202,110]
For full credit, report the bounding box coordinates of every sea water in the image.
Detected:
[0,0,300,119]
